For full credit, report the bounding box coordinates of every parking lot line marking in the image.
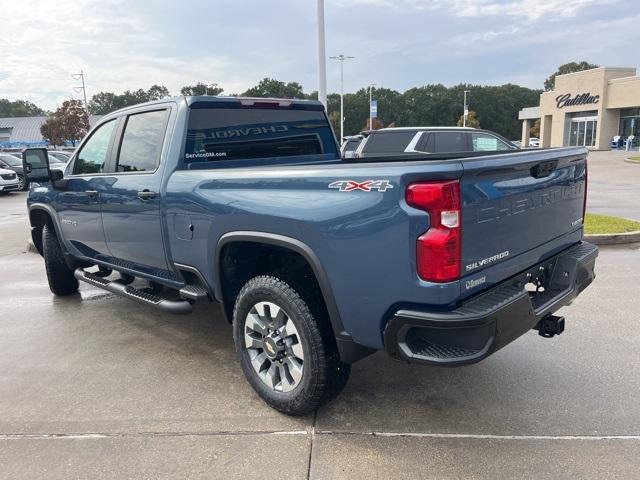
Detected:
[0,430,310,440]
[1,430,639,441]
[316,431,640,441]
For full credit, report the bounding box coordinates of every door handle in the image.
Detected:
[85,190,99,198]
[137,189,157,200]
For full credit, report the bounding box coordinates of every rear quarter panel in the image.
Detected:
[165,160,464,349]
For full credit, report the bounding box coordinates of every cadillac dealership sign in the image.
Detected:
[555,92,600,108]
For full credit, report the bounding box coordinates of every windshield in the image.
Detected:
[49,152,70,162]
[0,155,21,167]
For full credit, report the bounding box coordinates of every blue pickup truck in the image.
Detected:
[22,96,598,415]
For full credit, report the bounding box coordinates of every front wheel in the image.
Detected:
[42,224,78,295]
[18,174,28,191]
[233,275,350,415]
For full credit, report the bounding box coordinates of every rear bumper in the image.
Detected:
[384,241,598,366]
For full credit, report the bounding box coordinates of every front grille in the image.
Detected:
[1,173,16,180]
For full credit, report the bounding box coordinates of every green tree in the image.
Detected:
[88,85,170,114]
[0,99,46,117]
[40,100,89,146]
[180,82,224,96]
[457,110,480,128]
[242,78,306,99]
[328,111,341,137]
[146,85,170,100]
[544,61,599,91]
[328,87,404,137]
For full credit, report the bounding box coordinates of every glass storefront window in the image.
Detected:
[569,118,597,147]
[620,108,640,118]
[585,120,594,146]
[569,122,579,146]
[619,111,639,148]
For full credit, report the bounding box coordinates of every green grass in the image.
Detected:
[628,156,640,162]
[584,213,640,235]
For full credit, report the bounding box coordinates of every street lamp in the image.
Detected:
[329,54,354,142]
[368,83,376,130]
[463,90,470,127]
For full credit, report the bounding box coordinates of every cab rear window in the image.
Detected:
[184,107,336,163]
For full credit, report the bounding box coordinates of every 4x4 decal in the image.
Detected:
[328,180,394,192]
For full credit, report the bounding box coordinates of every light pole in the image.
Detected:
[463,90,470,127]
[368,83,376,130]
[329,54,354,142]
[72,70,88,111]
[316,0,327,108]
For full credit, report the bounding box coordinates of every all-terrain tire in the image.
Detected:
[233,275,350,415]
[42,224,78,295]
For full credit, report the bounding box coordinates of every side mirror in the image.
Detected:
[22,148,51,183]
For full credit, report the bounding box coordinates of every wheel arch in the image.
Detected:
[28,203,74,263]
[214,232,371,362]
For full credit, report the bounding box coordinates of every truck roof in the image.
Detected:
[185,96,325,111]
[97,95,326,123]
[367,126,477,133]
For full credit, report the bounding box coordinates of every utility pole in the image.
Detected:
[316,0,327,108]
[329,54,354,142]
[368,83,376,130]
[72,70,88,111]
[463,90,470,127]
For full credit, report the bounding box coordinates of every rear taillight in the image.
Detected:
[406,180,462,283]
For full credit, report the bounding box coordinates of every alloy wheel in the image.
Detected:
[244,301,304,392]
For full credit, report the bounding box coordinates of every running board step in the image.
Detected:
[74,269,192,315]
[179,284,209,301]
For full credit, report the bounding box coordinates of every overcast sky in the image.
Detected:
[1,0,638,110]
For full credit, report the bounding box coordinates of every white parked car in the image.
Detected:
[0,167,20,193]
[528,137,540,147]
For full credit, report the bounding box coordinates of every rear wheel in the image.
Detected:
[233,275,350,415]
[42,224,78,296]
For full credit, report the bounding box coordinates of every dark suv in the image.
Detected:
[353,127,517,158]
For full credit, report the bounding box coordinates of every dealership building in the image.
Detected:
[519,67,640,150]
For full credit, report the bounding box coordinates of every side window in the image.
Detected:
[471,132,511,151]
[343,138,361,153]
[433,132,466,153]
[418,133,434,152]
[116,110,168,173]
[364,131,415,154]
[73,120,116,175]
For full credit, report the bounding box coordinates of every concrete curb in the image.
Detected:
[585,230,640,246]
[624,158,640,164]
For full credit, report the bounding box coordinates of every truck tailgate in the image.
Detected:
[460,147,587,277]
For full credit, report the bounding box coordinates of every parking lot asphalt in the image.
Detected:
[587,150,640,221]
[1,151,640,479]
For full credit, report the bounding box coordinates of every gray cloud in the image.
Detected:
[0,0,636,110]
